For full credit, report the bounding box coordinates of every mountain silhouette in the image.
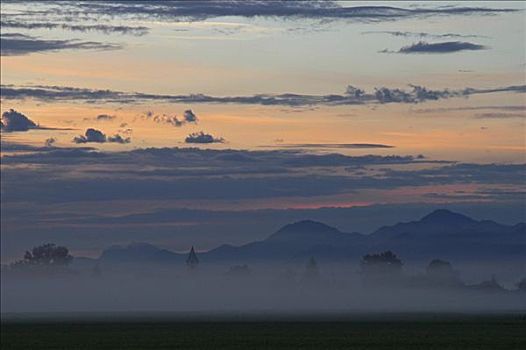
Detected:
[99,242,184,264]
[420,209,476,225]
[369,210,523,261]
[266,220,346,243]
[94,210,525,265]
[206,219,362,263]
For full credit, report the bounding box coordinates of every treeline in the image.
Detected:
[5,244,526,293]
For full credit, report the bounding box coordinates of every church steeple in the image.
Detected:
[186,246,199,269]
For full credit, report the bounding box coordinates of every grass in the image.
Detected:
[2,314,526,350]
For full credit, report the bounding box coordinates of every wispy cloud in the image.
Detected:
[475,112,526,119]
[44,138,57,147]
[0,20,149,36]
[2,84,524,106]
[140,109,199,127]
[95,114,116,121]
[26,2,516,22]
[266,143,394,149]
[83,114,117,122]
[413,105,526,114]
[362,31,487,39]
[0,33,121,56]
[2,145,523,206]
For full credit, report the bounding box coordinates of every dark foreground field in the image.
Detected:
[2,313,526,350]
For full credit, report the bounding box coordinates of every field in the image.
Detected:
[2,313,526,350]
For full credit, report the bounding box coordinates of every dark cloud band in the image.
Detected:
[26,2,518,22]
[397,41,487,53]
[2,84,524,107]
[0,33,121,56]
[1,145,522,205]
[268,143,394,149]
[0,20,149,36]
[362,31,487,39]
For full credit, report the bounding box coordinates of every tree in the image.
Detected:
[361,250,403,275]
[11,243,73,268]
[360,251,403,285]
[470,275,507,293]
[186,246,199,269]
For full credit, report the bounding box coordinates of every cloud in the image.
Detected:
[345,86,365,98]
[95,114,116,121]
[44,138,56,147]
[374,87,413,103]
[2,145,523,208]
[362,31,487,39]
[1,141,95,153]
[183,109,198,123]
[107,134,131,144]
[270,143,394,149]
[0,33,121,56]
[1,109,38,132]
[73,128,106,143]
[185,132,224,144]
[0,20,149,36]
[413,105,526,114]
[423,189,526,201]
[2,83,524,107]
[381,163,526,187]
[1,146,425,169]
[475,112,526,119]
[394,41,487,54]
[14,2,515,23]
[84,114,117,122]
[73,128,130,144]
[142,110,198,127]
[149,113,183,127]
[118,124,133,135]
[2,142,523,255]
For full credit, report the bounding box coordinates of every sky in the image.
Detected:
[1,1,525,262]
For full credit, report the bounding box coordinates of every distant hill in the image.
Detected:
[369,209,525,262]
[90,209,525,266]
[99,242,184,264]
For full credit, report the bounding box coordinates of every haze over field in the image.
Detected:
[0,1,525,316]
[2,210,525,314]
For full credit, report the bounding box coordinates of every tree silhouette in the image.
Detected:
[360,251,403,285]
[11,243,73,268]
[186,246,199,269]
[471,275,506,293]
[361,250,403,274]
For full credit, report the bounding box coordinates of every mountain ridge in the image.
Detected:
[92,209,525,265]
